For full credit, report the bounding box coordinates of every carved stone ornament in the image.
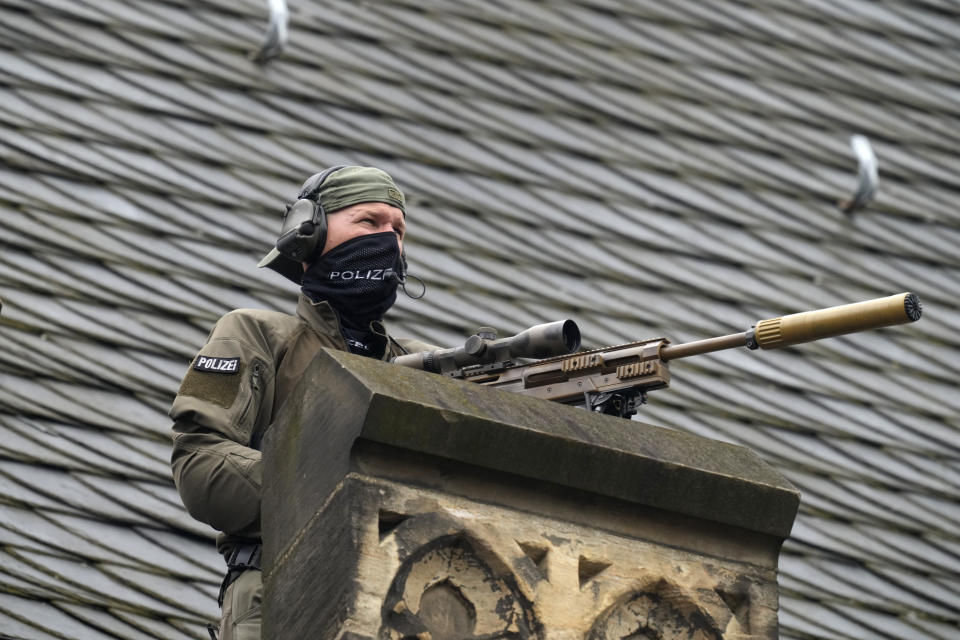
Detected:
[587,580,724,640]
[365,497,773,640]
[380,534,539,640]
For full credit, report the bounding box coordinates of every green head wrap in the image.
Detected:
[316,166,405,215]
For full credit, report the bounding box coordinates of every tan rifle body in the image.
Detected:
[395,293,922,413]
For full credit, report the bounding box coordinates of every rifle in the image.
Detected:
[393,293,923,418]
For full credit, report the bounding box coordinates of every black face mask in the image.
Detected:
[301,232,402,330]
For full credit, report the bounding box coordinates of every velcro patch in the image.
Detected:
[194,356,241,374]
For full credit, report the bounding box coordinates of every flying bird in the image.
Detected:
[839,134,878,213]
[250,0,289,63]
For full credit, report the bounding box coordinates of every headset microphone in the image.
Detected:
[395,267,427,300]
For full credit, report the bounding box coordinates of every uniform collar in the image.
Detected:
[296,293,342,337]
[296,293,399,360]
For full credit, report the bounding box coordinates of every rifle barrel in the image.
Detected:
[660,333,746,361]
[659,292,921,361]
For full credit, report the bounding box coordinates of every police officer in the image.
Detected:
[169,166,436,640]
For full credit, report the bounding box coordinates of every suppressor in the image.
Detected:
[659,292,922,361]
[751,292,922,349]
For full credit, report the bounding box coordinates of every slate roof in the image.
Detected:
[0,0,958,638]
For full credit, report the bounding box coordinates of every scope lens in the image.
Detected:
[561,319,581,352]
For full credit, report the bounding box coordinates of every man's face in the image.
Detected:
[320,202,405,256]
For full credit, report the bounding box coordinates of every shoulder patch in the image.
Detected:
[194,356,241,374]
[179,356,245,409]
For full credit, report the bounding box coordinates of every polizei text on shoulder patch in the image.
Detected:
[194,356,241,374]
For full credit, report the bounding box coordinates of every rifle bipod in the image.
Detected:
[583,389,646,419]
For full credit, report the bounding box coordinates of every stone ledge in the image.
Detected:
[263,348,799,541]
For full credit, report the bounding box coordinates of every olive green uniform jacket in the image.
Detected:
[169,294,435,558]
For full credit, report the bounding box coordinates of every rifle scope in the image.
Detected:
[660,292,922,361]
[393,319,581,375]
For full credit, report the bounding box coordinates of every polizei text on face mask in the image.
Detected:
[329,269,390,281]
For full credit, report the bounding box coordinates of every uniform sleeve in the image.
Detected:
[169,311,276,539]
[171,425,263,538]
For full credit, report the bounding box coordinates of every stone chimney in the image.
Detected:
[262,349,800,640]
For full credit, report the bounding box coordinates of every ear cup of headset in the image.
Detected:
[275,198,325,262]
[274,165,345,264]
